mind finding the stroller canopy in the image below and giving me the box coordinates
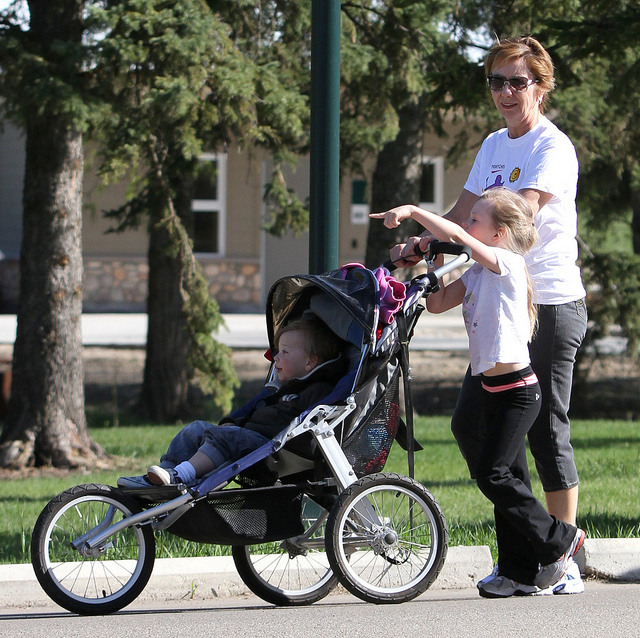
[265,265,381,350]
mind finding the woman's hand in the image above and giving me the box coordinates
[389,237,424,268]
[369,205,414,229]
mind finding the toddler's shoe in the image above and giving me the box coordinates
[478,575,538,598]
[147,465,181,486]
[117,475,154,489]
[534,528,585,590]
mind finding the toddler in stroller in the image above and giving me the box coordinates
[30,251,469,615]
[117,317,347,489]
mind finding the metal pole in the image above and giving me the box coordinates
[309,0,340,274]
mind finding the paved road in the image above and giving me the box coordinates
[2,584,639,638]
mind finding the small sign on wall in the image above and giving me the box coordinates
[351,179,369,224]
[351,203,369,225]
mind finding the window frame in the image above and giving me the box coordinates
[191,152,227,256]
[419,155,444,215]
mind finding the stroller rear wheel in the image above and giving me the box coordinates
[326,473,447,604]
[232,494,338,605]
[31,483,155,615]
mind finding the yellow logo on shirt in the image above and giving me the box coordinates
[509,167,521,183]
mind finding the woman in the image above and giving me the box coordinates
[392,36,587,596]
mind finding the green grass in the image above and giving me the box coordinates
[383,417,640,558]
[1,417,639,564]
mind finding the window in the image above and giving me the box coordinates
[419,156,444,214]
[191,153,227,255]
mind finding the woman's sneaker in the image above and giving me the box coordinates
[549,558,585,594]
[478,575,538,598]
[534,528,586,589]
[147,465,181,486]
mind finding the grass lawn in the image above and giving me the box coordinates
[1,416,639,564]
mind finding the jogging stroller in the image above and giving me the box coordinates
[30,242,471,615]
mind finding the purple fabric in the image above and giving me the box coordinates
[338,263,406,325]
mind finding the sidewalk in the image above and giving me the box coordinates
[0,310,626,352]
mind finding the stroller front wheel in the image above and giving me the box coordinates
[326,473,448,604]
[31,483,155,615]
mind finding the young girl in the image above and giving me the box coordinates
[370,189,584,597]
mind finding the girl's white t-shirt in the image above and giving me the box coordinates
[461,248,531,376]
[464,116,586,305]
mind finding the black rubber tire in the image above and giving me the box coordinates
[31,483,155,615]
[326,473,448,604]
[232,495,338,605]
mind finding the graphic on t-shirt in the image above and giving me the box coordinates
[462,290,477,334]
[485,174,505,189]
[509,167,521,183]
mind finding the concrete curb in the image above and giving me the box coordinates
[3,539,640,610]
[584,538,640,582]
[0,546,493,609]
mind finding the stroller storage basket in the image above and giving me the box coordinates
[167,484,305,545]
[343,371,401,476]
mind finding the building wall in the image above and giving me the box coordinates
[0,118,477,314]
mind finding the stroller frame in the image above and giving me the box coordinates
[30,243,471,615]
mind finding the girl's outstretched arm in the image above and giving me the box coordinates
[370,204,499,273]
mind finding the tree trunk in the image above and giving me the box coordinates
[139,179,192,422]
[365,102,425,269]
[0,120,103,469]
[0,0,106,469]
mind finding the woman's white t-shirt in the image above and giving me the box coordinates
[461,248,531,376]
[464,116,586,305]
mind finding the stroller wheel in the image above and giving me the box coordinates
[31,483,155,615]
[326,472,448,604]
[232,495,338,605]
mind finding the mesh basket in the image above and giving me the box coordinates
[342,373,401,476]
[166,484,305,546]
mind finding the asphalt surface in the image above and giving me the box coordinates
[4,584,640,638]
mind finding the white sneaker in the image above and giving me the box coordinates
[147,465,181,486]
[478,575,539,598]
[550,558,585,594]
[534,528,585,589]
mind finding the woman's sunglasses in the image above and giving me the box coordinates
[487,75,539,92]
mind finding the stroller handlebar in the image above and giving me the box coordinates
[428,241,473,259]
[383,241,472,273]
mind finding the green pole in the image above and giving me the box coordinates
[309,0,340,274]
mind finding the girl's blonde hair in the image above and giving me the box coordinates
[484,35,555,112]
[480,188,539,337]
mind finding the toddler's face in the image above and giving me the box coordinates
[274,330,316,382]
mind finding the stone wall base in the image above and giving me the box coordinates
[0,257,262,314]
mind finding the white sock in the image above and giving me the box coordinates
[174,461,197,483]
